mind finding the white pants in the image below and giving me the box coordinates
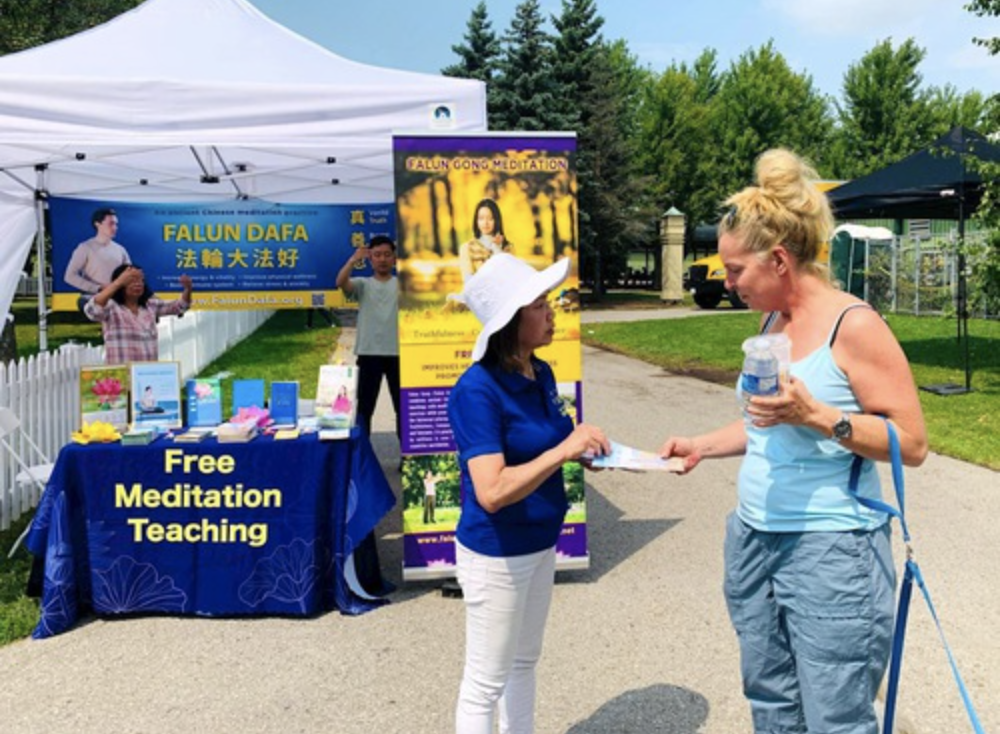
[454,541,557,734]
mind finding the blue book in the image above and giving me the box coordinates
[232,379,266,414]
[269,381,299,427]
[186,378,222,427]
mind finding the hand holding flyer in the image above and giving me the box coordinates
[587,440,684,472]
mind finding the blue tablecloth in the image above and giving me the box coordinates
[26,430,396,639]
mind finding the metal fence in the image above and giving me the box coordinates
[839,233,998,319]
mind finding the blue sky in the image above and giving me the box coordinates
[250,0,1000,103]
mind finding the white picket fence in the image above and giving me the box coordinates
[0,309,273,531]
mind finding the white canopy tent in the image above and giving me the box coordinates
[0,0,486,347]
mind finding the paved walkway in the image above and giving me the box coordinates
[1,309,997,733]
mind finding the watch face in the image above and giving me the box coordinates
[833,415,852,440]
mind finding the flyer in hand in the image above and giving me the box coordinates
[588,440,684,472]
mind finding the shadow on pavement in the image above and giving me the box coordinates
[561,485,682,583]
[566,683,709,733]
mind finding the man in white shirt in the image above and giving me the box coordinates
[64,208,132,306]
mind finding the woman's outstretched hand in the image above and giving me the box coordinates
[659,436,702,474]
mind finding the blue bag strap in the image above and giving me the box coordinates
[850,419,985,734]
[846,422,909,542]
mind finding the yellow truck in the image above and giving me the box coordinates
[686,180,844,309]
[685,252,741,309]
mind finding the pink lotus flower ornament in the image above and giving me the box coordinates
[232,406,272,428]
[92,377,123,408]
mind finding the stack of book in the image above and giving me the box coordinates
[121,428,156,446]
[173,427,214,443]
[216,420,258,443]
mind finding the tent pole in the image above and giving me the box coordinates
[34,165,48,353]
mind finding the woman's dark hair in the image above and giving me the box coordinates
[483,310,523,373]
[110,263,154,307]
[472,198,505,240]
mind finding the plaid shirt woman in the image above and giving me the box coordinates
[84,264,192,364]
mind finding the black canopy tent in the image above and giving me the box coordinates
[828,126,1000,394]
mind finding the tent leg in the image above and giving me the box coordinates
[920,223,973,396]
[34,167,48,353]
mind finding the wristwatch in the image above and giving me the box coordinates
[831,412,853,443]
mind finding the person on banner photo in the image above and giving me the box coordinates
[333,385,353,416]
[458,198,513,283]
[138,385,164,414]
[422,468,443,525]
[447,253,609,734]
[335,235,401,444]
[64,207,132,310]
[85,264,193,365]
[659,149,928,734]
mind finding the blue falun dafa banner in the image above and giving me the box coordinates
[48,197,394,311]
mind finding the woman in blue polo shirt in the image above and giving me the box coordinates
[448,253,609,734]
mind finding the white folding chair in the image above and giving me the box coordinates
[0,407,54,558]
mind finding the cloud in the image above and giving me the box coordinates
[762,0,937,36]
[948,42,1000,72]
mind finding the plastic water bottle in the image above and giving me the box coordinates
[740,337,780,421]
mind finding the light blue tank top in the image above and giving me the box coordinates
[736,305,887,532]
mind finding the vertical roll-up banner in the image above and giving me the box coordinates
[393,133,585,581]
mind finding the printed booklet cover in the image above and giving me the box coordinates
[315,365,357,430]
[186,378,222,427]
[232,378,266,413]
[269,381,299,428]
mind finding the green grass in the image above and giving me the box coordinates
[584,312,1000,470]
[11,298,103,357]
[0,514,43,645]
[194,310,341,415]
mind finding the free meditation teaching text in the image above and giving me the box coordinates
[115,449,281,548]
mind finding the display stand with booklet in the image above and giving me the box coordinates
[269,381,299,428]
[315,365,357,430]
[186,378,222,427]
[232,379,266,412]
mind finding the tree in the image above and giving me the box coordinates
[0,0,141,55]
[576,44,654,297]
[441,2,503,129]
[491,0,564,131]
[833,38,937,178]
[928,85,990,132]
[708,42,832,205]
[967,0,1000,55]
[636,50,720,232]
[965,0,1000,313]
[550,0,604,131]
